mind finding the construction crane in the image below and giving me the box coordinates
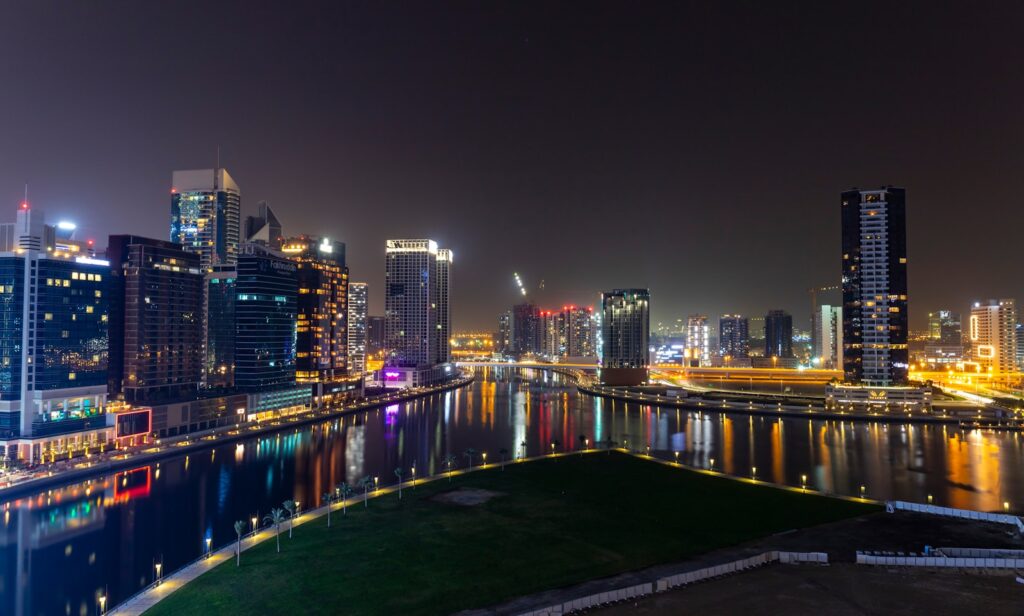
[513,272,527,297]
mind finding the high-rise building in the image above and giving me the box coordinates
[280,236,348,383]
[539,310,562,358]
[383,239,453,386]
[367,316,386,356]
[840,187,909,386]
[927,310,961,344]
[600,289,650,385]
[970,299,1017,374]
[170,168,241,271]
[0,203,112,462]
[244,201,283,248]
[718,315,749,360]
[685,314,709,367]
[107,236,204,404]
[764,309,793,359]
[347,282,368,374]
[509,303,542,358]
[204,269,236,389]
[564,306,595,358]
[233,243,298,391]
[496,311,511,356]
[811,305,842,368]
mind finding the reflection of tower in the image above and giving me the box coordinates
[345,423,366,482]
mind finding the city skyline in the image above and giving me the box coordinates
[4,3,1024,330]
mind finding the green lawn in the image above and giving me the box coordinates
[148,452,876,615]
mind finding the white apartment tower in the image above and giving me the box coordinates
[970,299,1017,374]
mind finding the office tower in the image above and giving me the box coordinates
[204,269,236,389]
[539,310,562,358]
[233,243,298,391]
[840,187,909,386]
[367,316,386,355]
[811,305,843,368]
[170,168,241,271]
[0,203,111,462]
[383,239,453,385]
[244,201,283,248]
[686,314,709,367]
[927,310,961,344]
[509,303,542,357]
[496,311,511,355]
[718,315,749,360]
[764,309,793,359]
[347,282,368,374]
[435,249,452,364]
[599,289,650,385]
[564,306,595,358]
[970,299,1017,374]
[280,236,348,383]
[107,236,204,404]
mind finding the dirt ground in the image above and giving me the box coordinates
[431,487,505,506]
[595,564,1024,616]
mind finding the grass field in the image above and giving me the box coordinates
[147,452,877,615]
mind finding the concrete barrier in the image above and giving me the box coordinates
[886,500,1024,533]
[857,551,1024,570]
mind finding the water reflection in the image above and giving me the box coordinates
[1,366,1023,615]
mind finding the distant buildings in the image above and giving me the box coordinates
[170,168,241,271]
[383,239,453,386]
[718,315,749,364]
[922,309,962,366]
[509,303,541,358]
[107,235,204,404]
[970,299,1017,374]
[367,315,386,356]
[685,314,709,367]
[244,201,283,248]
[347,282,368,374]
[811,305,842,369]
[764,309,793,359]
[0,203,111,462]
[600,289,649,385]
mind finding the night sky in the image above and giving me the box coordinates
[2,2,1022,332]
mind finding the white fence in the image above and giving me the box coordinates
[886,500,1024,533]
[936,547,1024,559]
[857,551,1024,570]
[516,552,828,616]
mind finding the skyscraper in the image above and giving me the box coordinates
[840,187,909,386]
[970,299,1017,374]
[367,316,386,356]
[244,201,283,248]
[928,310,961,344]
[204,269,236,389]
[718,315,749,360]
[509,303,542,358]
[281,236,348,383]
[107,235,204,404]
[170,168,241,271]
[686,314,709,367]
[233,243,298,391]
[0,204,111,462]
[811,305,842,368]
[383,239,453,386]
[564,306,595,358]
[347,282,368,374]
[764,309,793,359]
[600,289,650,385]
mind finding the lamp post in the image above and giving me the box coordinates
[709,457,715,471]
[98,595,107,615]
[155,562,163,586]
[206,537,212,558]
[800,474,807,491]
[673,451,679,464]
[751,466,757,481]
[374,477,379,493]
[482,452,487,466]
[860,485,866,499]
[411,465,417,489]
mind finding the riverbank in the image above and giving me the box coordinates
[137,452,875,616]
[578,383,1024,430]
[0,374,474,500]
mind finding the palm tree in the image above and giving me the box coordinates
[444,454,457,481]
[551,439,561,457]
[322,492,334,527]
[578,434,587,452]
[499,448,508,470]
[602,438,618,454]
[463,448,477,469]
[233,520,246,566]
[264,508,287,553]
[337,482,353,515]
[394,467,404,499]
[283,500,296,538]
[519,440,527,460]
[360,476,373,507]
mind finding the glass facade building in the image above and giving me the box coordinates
[234,244,298,391]
[347,282,368,374]
[170,168,240,271]
[384,239,451,368]
[600,289,650,369]
[764,309,794,359]
[718,314,749,359]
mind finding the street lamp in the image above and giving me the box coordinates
[251,516,258,532]
[98,595,107,615]
[801,474,807,491]
[674,451,679,464]
[709,457,715,470]
[751,466,757,480]
[482,452,487,466]
[155,562,163,585]
[374,477,379,492]
[1004,501,1011,513]
[205,537,212,558]
[860,485,866,499]
[645,445,651,457]
[411,465,417,488]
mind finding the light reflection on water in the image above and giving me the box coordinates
[1,366,1022,615]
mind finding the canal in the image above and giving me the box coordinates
[2,366,1022,615]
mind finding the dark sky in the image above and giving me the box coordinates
[2,2,1022,332]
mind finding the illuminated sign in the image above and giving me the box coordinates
[75,256,110,267]
[318,238,333,253]
[384,370,402,380]
[116,408,152,439]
